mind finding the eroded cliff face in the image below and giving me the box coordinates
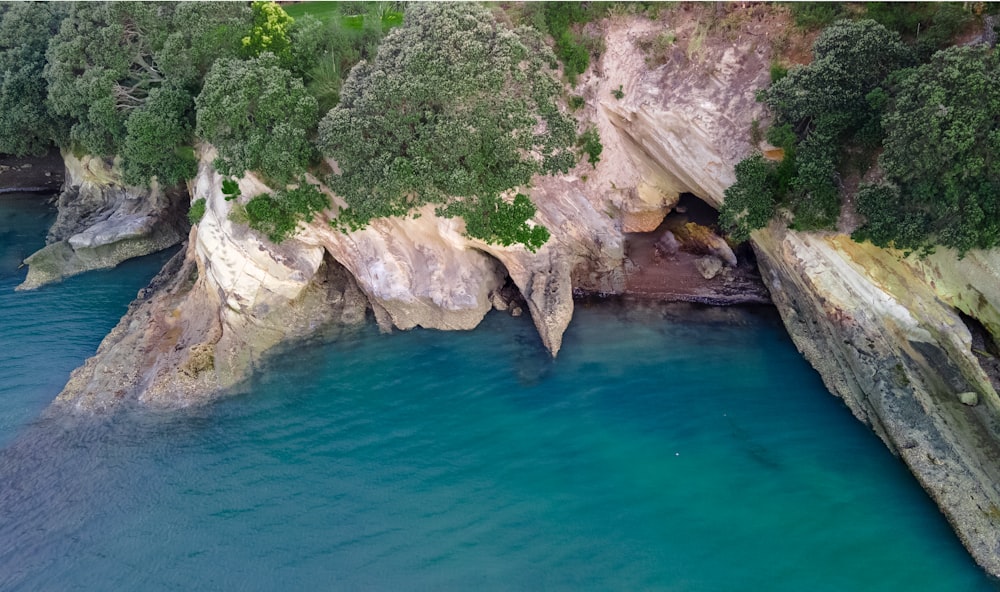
[52,12,771,408]
[18,152,188,290]
[752,227,1000,575]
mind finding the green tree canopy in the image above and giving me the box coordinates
[856,46,1000,253]
[0,2,67,155]
[241,1,294,64]
[317,2,575,248]
[195,52,318,184]
[44,1,250,183]
[722,19,910,236]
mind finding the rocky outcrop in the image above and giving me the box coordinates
[54,154,369,412]
[753,226,1000,576]
[53,12,773,409]
[17,153,188,290]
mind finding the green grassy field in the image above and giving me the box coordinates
[282,2,341,24]
[282,2,403,28]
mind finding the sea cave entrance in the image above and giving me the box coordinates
[622,193,770,305]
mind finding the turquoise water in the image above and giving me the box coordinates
[1,195,997,591]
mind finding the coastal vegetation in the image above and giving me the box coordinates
[4,0,996,255]
[1,0,616,250]
[721,3,1000,255]
[317,2,576,247]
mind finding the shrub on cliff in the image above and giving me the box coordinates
[244,182,330,243]
[726,19,910,235]
[854,46,1000,253]
[317,3,576,249]
[196,53,318,185]
[719,154,777,242]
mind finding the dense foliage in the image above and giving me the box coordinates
[718,154,778,242]
[855,46,1000,253]
[0,2,67,156]
[721,19,909,237]
[439,193,551,253]
[196,53,318,185]
[44,2,250,184]
[244,182,330,243]
[724,5,999,256]
[318,3,577,248]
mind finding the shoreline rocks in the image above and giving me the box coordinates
[17,152,188,291]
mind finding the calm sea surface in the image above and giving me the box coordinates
[0,194,996,591]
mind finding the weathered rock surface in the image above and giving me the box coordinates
[54,154,369,412]
[17,153,188,290]
[753,225,1000,576]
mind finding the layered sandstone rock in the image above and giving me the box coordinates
[18,152,188,290]
[753,226,1000,576]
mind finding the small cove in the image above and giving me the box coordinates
[1,194,997,591]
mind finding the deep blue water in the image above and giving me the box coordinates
[0,193,997,591]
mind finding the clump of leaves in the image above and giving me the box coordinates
[612,85,624,100]
[439,193,550,253]
[577,127,602,166]
[188,198,207,225]
[222,178,241,201]
[244,181,330,243]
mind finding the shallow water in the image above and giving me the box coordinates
[0,194,996,591]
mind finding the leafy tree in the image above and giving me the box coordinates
[318,3,575,249]
[0,2,68,155]
[858,46,1000,253]
[753,19,909,230]
[44,2,250,183]
[719,154,778,242]
[120,86,196,186]
[196,53,318,184]
[241,1,294,64]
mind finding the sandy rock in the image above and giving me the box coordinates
[958,391,980,406]
[695,256,723,280]
[752,225,1000,577]
[18,152,187,290]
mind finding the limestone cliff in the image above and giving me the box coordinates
[18,152,188,290]
[52,13,771,407]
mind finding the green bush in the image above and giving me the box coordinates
[719,154,778,242]
[196,53,318,184]
[188,198,207,225]
[612,85,624,100]
[440,193,550,253]
[569,95,585,110]
[864,45,1000,253]
[241,1,294,64]
[317,3,574,249]
[244,182,330,243]
[577,127,602,166]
